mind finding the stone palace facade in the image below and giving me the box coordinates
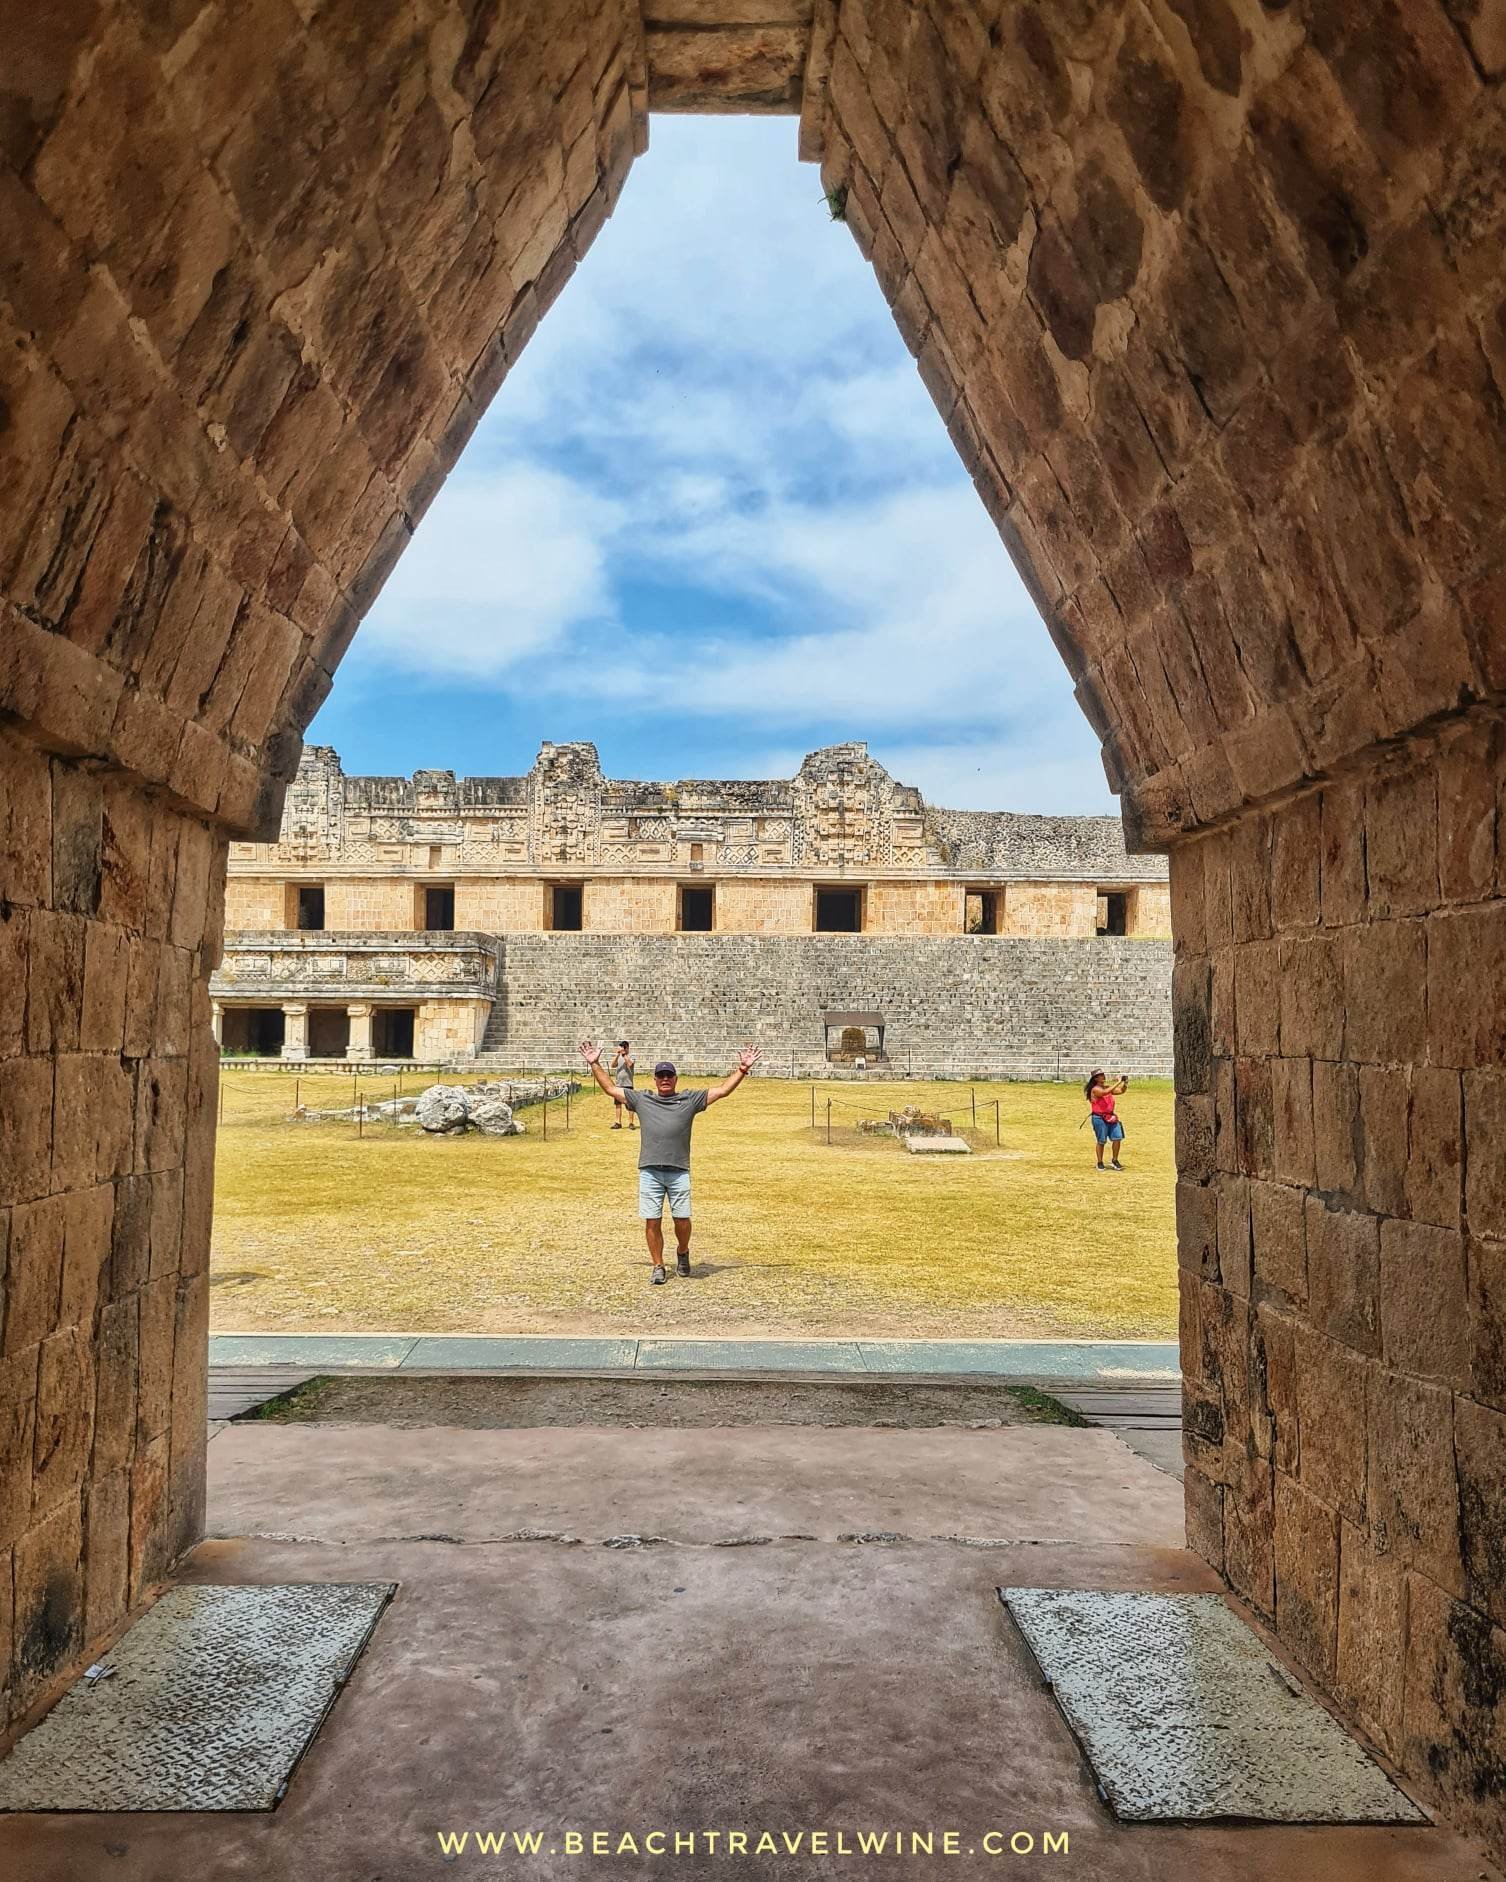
[214,741,1172,1073]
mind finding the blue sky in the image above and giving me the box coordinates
[308,118,1115,814]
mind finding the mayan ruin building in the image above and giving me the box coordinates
[213,740,1173,1071]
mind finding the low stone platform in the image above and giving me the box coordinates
[3,1421,1488,1881]
[206,1333,1182,1383]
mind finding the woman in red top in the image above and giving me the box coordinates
[1085,1070,1128,1171]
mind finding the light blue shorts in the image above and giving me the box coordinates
[639,1165,692,1219]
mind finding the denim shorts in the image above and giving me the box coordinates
[1091,1115,1125,1145]
[639,1165,692,1218]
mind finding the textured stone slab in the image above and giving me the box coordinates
[402,1336,639,1371]
[0,1584,393,1811]
[858,1341,1181,1380]
[1000,1590,1426,1824]
[904,1134,971,1153]
[636,1339,867,1373]
[208,1335,417,1369]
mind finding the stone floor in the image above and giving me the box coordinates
[4,1420,1495,1881]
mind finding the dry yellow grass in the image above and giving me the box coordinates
[210,1071,1178,1339]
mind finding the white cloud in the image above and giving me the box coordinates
[336,117,1112,810]
[360,467,621,679]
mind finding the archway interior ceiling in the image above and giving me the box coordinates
[3,0,1503,857]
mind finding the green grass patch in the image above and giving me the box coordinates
[211,1073,1177,1341]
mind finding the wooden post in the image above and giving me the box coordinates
[971,1087,977,1125]
[995,1099,1001,1147]
[811,1084,816,1129]
[826,1098,831,1146]
[566,1083,571,1129]
[295,1076,300,1113]
[543,1092,548,1141]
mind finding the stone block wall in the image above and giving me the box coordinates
[1132,884,1173,938]
[712,878,817,935]
[582,876,679,934]
[323,878,418,932]
[481,932,1173,1077]
[864,878,964,934]
[222,878,288,930]
[1173,709,1506,1843]
[455,879,549,933]
[415,999,490,1062]
[1005,882,1100,939]
[0,0,641,1725]
[0,732,219,1733]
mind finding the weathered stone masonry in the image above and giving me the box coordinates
[484,931,1173,1078]
[214,739,1172,1070]
[4,0,1506,1852]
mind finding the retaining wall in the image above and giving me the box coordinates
[480,934,1173,1079]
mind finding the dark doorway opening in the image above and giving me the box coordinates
[1098,891,1128,937]
[678,884,714,932]
[424,885,455,931]
[814,887,863,933]
[964,889,1001,934]
[296,884,325,931]
[374,1008,416,1057]
[308,1008,351,1057]
[221,1006,285,1056]
[550,883,584,931]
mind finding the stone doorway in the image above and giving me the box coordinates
[3,0,1506,1858]
[307,1009,352,1060]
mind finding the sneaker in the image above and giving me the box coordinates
[676,1251,692,1277]
[650,1264,668,1285]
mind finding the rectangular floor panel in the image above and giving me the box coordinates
[0,1583,394,1812]
[1000,1588,1427,1825]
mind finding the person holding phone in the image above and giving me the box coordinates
[1085,1069,1129,1171]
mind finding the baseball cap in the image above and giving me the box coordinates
[653,1060,676,1077]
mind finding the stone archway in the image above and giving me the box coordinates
[2,0,1505,1849]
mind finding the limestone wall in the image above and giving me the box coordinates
[1174,712,1506,1842]
[1005,882,1100,939]
[454,879,548,933]
[1132,885,1173,939]
[415,999,490,1062]
[865,879,964,934]
[582,876,679,934]
[223,878,287,930]
[480,932,1173,1079]
[0,731,218,1727]
[712,878,817,935]
[323,878,417,932]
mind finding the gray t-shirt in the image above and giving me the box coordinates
[621,1087,709,1169]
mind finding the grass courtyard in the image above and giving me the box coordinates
[210,1071,1178,1340]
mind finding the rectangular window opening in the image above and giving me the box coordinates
[307,1007,350,1058]
[1098,890,1129,936]
[296,884,325,931]
[373,1008,416,1057]
[964,889,1001,934]
[550,883,584,931]
[814,887,863,933]
[221,1007,286,1057]
[678,885,714,932]
[424,884,455,931]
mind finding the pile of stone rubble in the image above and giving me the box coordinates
[294,1076,578,1136]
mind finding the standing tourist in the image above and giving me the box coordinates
[1085,1070,1129,1171]
[609,1040,637,1130]
[580,1041,762,1283]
